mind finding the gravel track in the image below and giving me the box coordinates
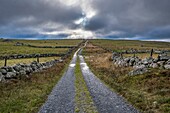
[38,49,80,113]
[79,54,139,113]
[38,43,139,113]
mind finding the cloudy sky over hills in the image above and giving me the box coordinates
[0,0,170,41]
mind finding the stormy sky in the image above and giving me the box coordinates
[0,0,170,41]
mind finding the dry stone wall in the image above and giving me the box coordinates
[112,52,170,76]
[0,40,86,82]
[0,59,62,82]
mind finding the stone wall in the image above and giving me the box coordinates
[92,43,170,54]
[0,40,85,82]
[0,53,66,60]
[14,42,77,48]
[0,40,85,60]
[112,52,170,76]
[0,59,62,82]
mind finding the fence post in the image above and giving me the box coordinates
[150,49,153,58]
[4,57,7,66]
[37,55,39,63]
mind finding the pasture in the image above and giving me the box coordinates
[0,39,82,66]
[90,39,170,52]
[83,40,170,113]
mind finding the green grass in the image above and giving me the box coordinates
[84,45,170,113]
[0,56,72,113]
[0,42,68,56]
[0,39,83,56]
[75,57,98,113]
[0,39,82,46]
[0,57,60,67]
[90,39,170,51]
[25,39,82,46]
[86,60,170,113]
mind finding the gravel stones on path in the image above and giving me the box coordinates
[39,49,80,113]
[39,47,139,113]
[79,55,139,113]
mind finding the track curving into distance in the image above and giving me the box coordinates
[39,40,139,113]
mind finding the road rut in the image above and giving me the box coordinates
[39,49,80,113]
[79,54,139,113]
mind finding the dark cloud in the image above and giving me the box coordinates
[85,0,170,40]
[0,0,82,37]
[0,0,170,40]
[0,0,82,24]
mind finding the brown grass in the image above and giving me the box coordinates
[123,53,158,59]
[84,42,170,113]
[0,57,60,67]
[0,56,72,113]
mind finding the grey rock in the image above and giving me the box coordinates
[157,61,165,67]
[20,63,26,67]
[13,65,21,71]
[168,59,170,62]
[0,68,7,75]
[31,66,37,71]
[150,63,159,68]
[7,67,16,73]
[19,70,26,76]
[164,64,170,69]
[133,64,146,69]
[59,59,63,63]
[159,55,170,61]
[6,72,16,78]
[167,59,170,64]
[142,59,149,65]
[129,58,135,66]
[25,67,32,74]
[16,71,20,76]
[0,72,5,82]
[153,58,159,63]
[7,66,13,72]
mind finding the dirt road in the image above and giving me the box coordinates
[39,43,139,113]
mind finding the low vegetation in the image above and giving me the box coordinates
[0,39,82,56]
[0,57,60,67]
[90,39,170,52]
[75,58,98,113]
[84,42,170,113]
[17,39,83,46]
[0,52,72,113]
[0,44,68,56]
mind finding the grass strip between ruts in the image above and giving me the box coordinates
[75,57,98,113]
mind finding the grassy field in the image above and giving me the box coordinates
[5,39,82,46]
[0,39,80,113]
[90,39,170,52]
[0,57,60,67]
[0,53,72,113]
[83,42,170,113]
[0,39,82,66]
[0,42,67,56]
[0,39,82,56]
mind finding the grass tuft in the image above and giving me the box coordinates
[75,57,98,113]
